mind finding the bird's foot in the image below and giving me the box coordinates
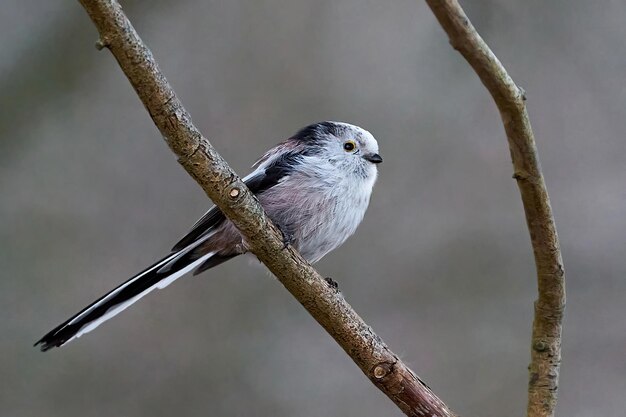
[324,277,339,291]
[276,224,294,250]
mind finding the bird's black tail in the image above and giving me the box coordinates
[35,247,217,351]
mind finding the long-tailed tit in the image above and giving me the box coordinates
[35,121,382,351]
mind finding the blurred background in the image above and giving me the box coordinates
[2,0,625,416]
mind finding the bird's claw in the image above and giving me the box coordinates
[276,224,294,250]
[324,277,339,291]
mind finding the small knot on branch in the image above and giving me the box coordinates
[372,363,393,380]
[95,37,111,50]
[533,340,548,352]
[229,187,240,199]
[518,86,527,101]
[512,170,531,181]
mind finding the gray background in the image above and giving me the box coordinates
[2,1,625,416]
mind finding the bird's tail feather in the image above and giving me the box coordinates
[35,247,215,351]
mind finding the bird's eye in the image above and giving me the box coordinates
[343,141,356,152]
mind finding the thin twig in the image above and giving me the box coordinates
[423,1,566,417]
[76,1,456,416]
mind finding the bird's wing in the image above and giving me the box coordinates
[170,205,226,252]
[251,139,301,168]
[171,146,302,252]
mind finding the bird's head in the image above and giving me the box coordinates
[291,121,382,179]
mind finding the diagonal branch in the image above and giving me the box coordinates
[77,1,456,416]
[423,1,566,417]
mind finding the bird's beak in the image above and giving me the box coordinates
[364,153,383,164]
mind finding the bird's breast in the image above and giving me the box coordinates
[294,174,374,263]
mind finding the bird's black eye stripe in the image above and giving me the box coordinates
[343,141,355,151]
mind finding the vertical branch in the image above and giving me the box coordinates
[423,1,566,417]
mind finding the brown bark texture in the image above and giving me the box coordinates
[77,1,456,416]
[423,1,566,417]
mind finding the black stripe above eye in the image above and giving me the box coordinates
[291,121,345,146]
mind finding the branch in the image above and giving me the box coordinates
[423,2,566,417]
[77,1,456,416]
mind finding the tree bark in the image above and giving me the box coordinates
[423,2,566,417]
[77,1,456,416]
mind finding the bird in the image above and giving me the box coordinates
[35,121,382,351]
